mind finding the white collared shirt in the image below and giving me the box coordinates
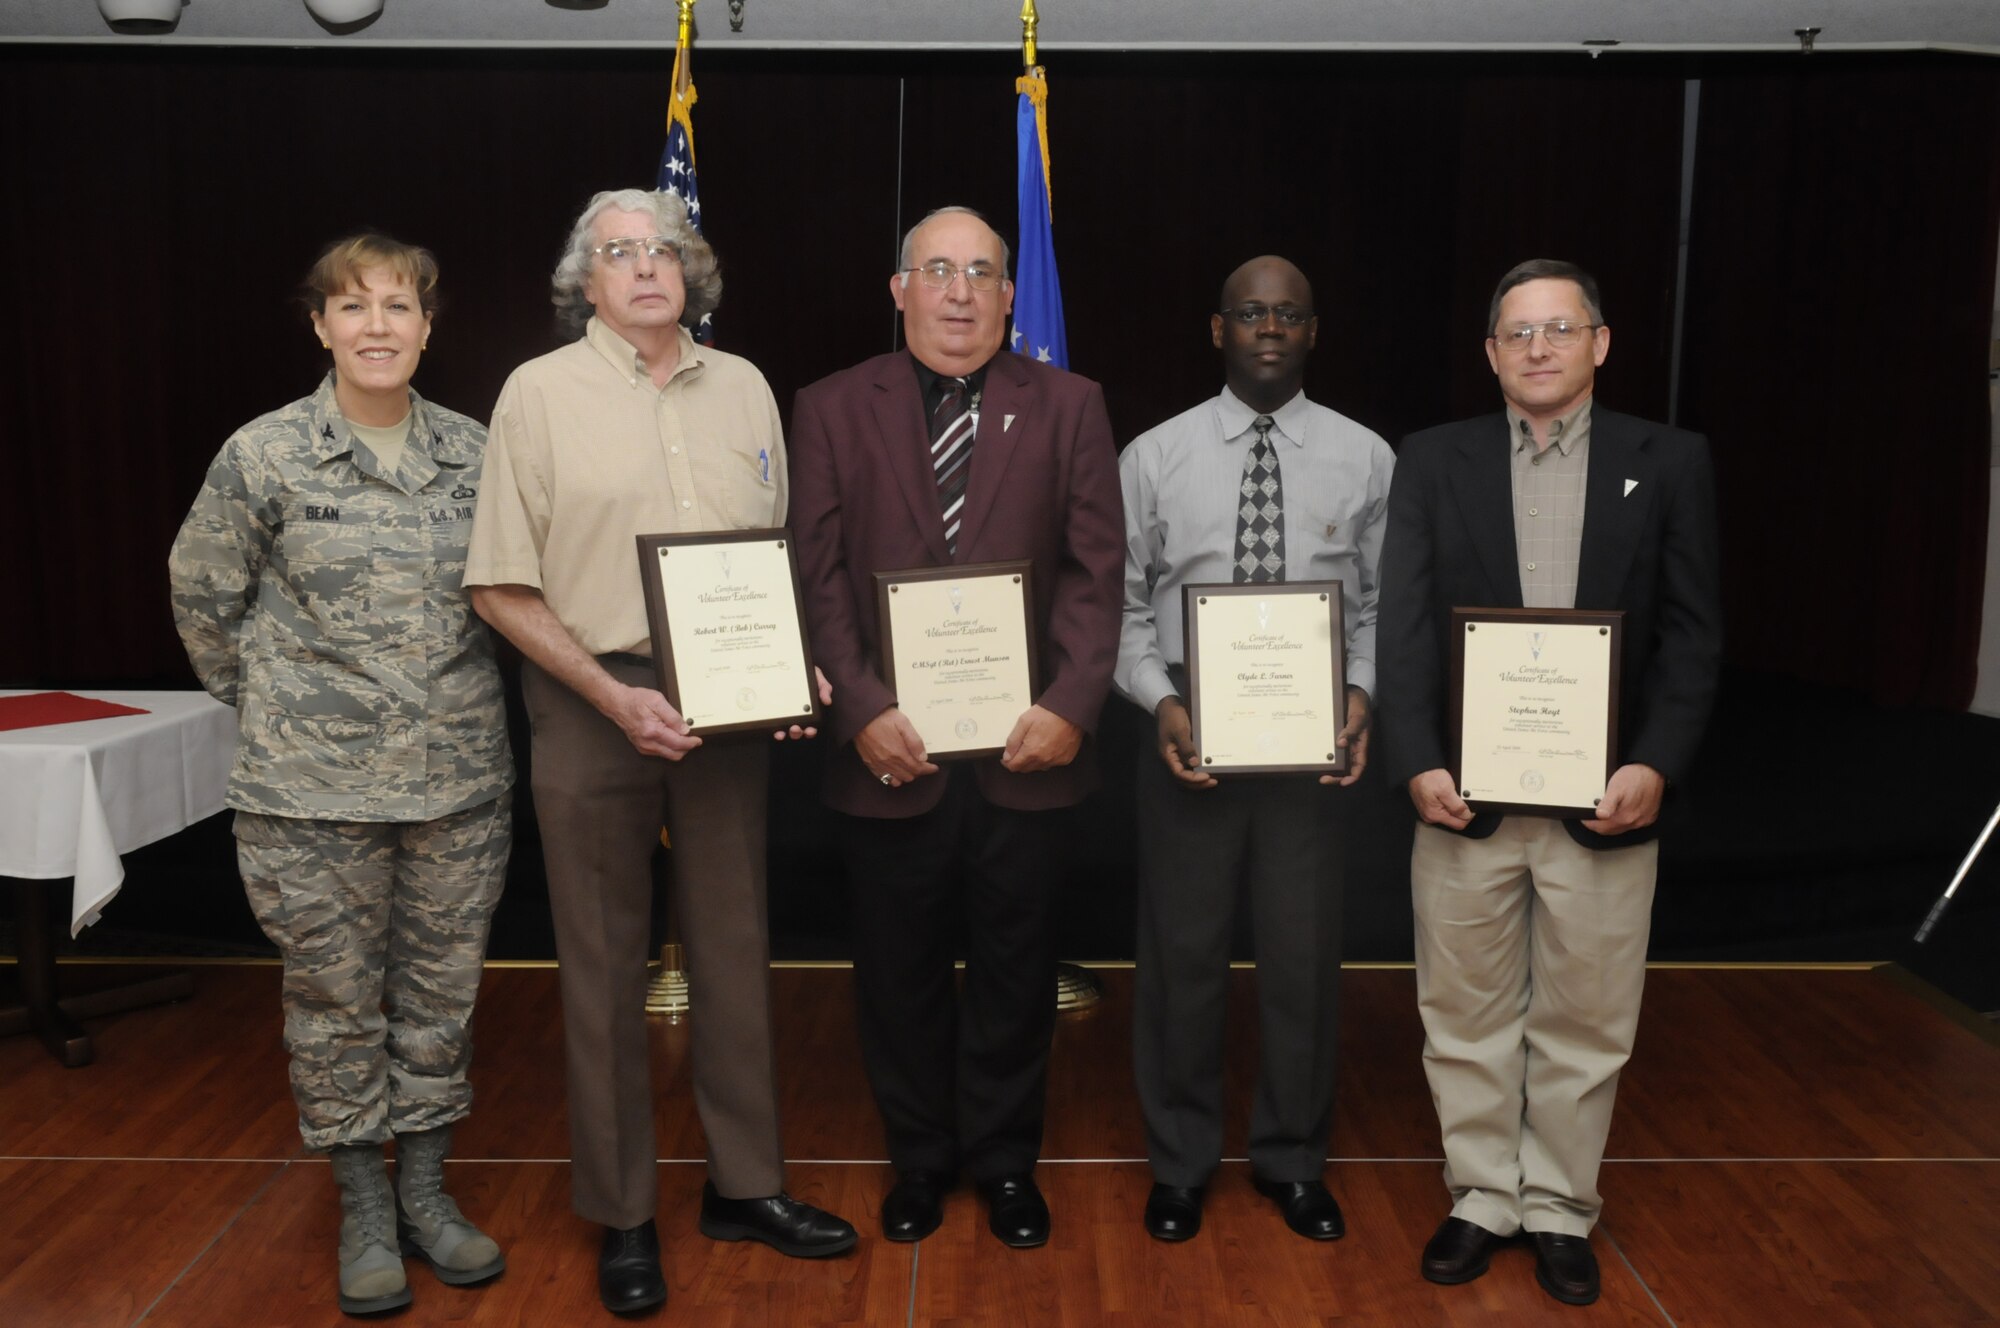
[1115,385,1395,715]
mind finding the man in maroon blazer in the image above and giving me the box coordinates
[790,205,1123,1249]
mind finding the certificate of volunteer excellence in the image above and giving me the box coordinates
[873,561,1039,760]
[1450,607,1623,818]
[1183,581,1348,776]
[635,530,821,736]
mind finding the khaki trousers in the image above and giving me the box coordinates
[1411,818,1658,1237]
[524,657,784,1229]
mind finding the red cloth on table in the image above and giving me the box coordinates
[0,692,152,732]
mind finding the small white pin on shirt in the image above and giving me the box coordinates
[1624,479,1639,497]
[1004,414,1016,431]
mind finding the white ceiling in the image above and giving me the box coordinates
[10,0,1999,54]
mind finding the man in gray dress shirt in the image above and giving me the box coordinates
[1114,255,1394,1243]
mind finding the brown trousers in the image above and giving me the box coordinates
[523,656,784,1229]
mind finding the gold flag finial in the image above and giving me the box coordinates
[677,0,695,47]
[1020,0,1039,70]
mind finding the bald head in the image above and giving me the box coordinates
[1212,255,1318,413]
[1219,256,1313,313]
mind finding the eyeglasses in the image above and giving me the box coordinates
[1218,304,1314,328]
[903,260,1007,292]
[1492,319,1598,352]
[592,235,681,266]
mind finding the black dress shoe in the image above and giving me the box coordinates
[977,1173,1050,1248]
[598,1219,667,1315]
[1142,1184,1203,1242]
[1531,1232,1600,1306]
[881,1170,952,1242]
[698,1181,858,1258]
[1421,1216,1504,1284]
[1250,1176,1345,1241]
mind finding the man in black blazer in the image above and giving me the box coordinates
[1377,259,1721,1307]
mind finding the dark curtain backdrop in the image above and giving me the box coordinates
[0,46,1701,690]
[1679,64,2000,708]
[4,47,1991,701]
[2,45,1996,965]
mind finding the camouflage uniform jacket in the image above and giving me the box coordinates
[169,375,514,821]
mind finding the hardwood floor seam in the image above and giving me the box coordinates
[0,1155,299,1164]
[1600,1223,1682,1327]
[1603,1155,2000,1164]
[129,1158,292,1328]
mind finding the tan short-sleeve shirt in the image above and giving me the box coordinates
[467,319,788,655]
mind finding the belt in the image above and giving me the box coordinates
[600,651,653,670]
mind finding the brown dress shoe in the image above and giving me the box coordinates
[1421,1216,1505,1284]
[1531,1231,1600,1305]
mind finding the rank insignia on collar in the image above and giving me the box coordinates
[433,431,444,447]
[321,423,336,440]
[450,483,476,501]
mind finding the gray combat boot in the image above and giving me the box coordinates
[394,1125,506,1285]
[328,1144,412,1315]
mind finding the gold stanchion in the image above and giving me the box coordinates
[646,940,690,1023]
[644,826,689,1022]
[1055,961,1101,1013]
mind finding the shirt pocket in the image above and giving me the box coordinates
[716,441,780,529]
[255,709,385,804]
[278,520,376,644]
[1299,493,1366,561]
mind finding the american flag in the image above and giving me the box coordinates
[657,22,712,344]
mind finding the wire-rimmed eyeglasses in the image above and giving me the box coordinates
[592,235,682,267]
[903,260,1007,292]
[1492,319,1599,352]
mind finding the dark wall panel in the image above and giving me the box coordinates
[2,46,1995,962]
[1680,64,2000,708]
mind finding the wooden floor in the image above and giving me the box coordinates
[2,962,1997,1327]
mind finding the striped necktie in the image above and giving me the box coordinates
[1234,414,1286,583]
[931,375,976,556]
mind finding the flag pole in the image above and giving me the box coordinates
[1018,0,1097,1014]
[647,0,701,1022]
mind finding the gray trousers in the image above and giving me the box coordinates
[524,656,784,1230]
[1131,748,1345,1187]
[236,794,512,1151]
[1412,818,1659,1237]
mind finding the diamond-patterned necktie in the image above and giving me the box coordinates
[931,376,976,556]
[1234,414,1285,583]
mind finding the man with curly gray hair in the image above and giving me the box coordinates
[467,188,855,1315]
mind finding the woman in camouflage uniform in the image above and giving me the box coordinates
[168,235,514,1316]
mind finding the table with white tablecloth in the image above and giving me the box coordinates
[1,690,236,1064]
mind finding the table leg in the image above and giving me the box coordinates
[7,878,93,1066]
[1,879,196,1069]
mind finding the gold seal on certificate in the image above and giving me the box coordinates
[635,529,820,736]
[874,561,1039,760]
[1183,581,1348,775]
[1449,607,1623,817]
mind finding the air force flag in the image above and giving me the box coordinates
[1012,69,1068,370]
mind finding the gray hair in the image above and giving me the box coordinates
[1486,258,1603,336]
[896,205,1012,282]
[551,188,721,339]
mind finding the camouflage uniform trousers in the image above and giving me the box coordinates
[235,793,512,1151]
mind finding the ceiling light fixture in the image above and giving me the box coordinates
[97,0,185,33]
